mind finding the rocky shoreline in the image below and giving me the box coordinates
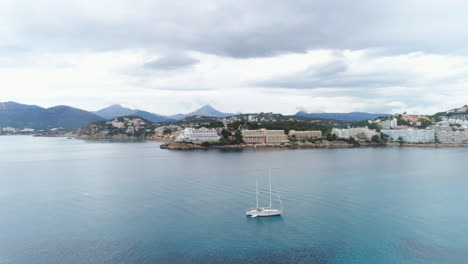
[35,130,172,141]
[160,141,468,150]
[32,133,468,149]
[387,142,468,147]
[159,141,382,150]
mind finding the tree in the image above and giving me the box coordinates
[371,135,380,143]
[206,121,225,128]
[326,133,337,141]
[221,129,231,139]
[289,134,297,142]
[356,132,367,140]
[347,137,356,144]
[397,136,405,145]
[418,118,432,129]
[227,121,244,130]
[163,128,172,135]
[234,131,243,144]
[397,116,410,126]
[381,133,389,142]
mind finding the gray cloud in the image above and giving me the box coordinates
[143,53,199,71]
[2,0,468,58]
[2,0,468,116]
[257,58,412,89]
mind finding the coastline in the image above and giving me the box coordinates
[33,133,172,142]
[21,134,468,149]
[160,141,468,150]
[161,141,373,150]
[387,142,468,147]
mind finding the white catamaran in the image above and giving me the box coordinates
[246,170,283,218]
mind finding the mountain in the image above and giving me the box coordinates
[295,111,391,122]
[130,110,175,123]
[92,104,136,119]
[168,113,187,120]
[95,104,233,121]
[170,105,234,120]
[93,104,175,122]
[0,102,103,130]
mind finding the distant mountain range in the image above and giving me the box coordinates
[0,101,393,130]
[93,105,175,122]
[0,102,103,130]
[93,104,234,121]
[168,105,234,120]
[294,111,391,122]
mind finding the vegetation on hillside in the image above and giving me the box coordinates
[78,116,157,138]
[349,120,381,131]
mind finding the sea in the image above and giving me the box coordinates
[1,136,468,264]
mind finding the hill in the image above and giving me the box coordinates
[294,111,391,122]
[93,105,175,122]
[177,115,221,124]
[432,105,468,119]
[130,110,175,123]
[92,104,136,119]
[77,116,157,139]
[170,105,234,120]
[0,102,103,130]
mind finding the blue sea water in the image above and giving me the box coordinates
[1,136,468,263]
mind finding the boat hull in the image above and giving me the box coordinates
[254,213,282,217]
[246,208,283,217]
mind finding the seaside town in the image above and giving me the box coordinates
[161,108,468,149]
[3,105,468,149]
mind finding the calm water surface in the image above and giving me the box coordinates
[1,136,468,263]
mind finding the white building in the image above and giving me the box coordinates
[175,128,220,143]
[448,118,468,128]
[436,130,468,144]
[370,118,397,129]
[2,127,16,132]
[381,129,435,143]
[381,118,398,129]
[288,130,322,140]
[108,120,125,128]
[332,127,380,140]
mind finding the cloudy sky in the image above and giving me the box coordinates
[1,0,468,115]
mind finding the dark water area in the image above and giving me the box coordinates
[1,136,468,263]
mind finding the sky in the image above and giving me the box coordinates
[1,0,468,115]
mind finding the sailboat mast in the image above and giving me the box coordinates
[269,169,272,209]
[256,179,259,209]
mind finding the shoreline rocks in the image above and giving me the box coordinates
[160,141,361,150]
[160,140,468,150]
